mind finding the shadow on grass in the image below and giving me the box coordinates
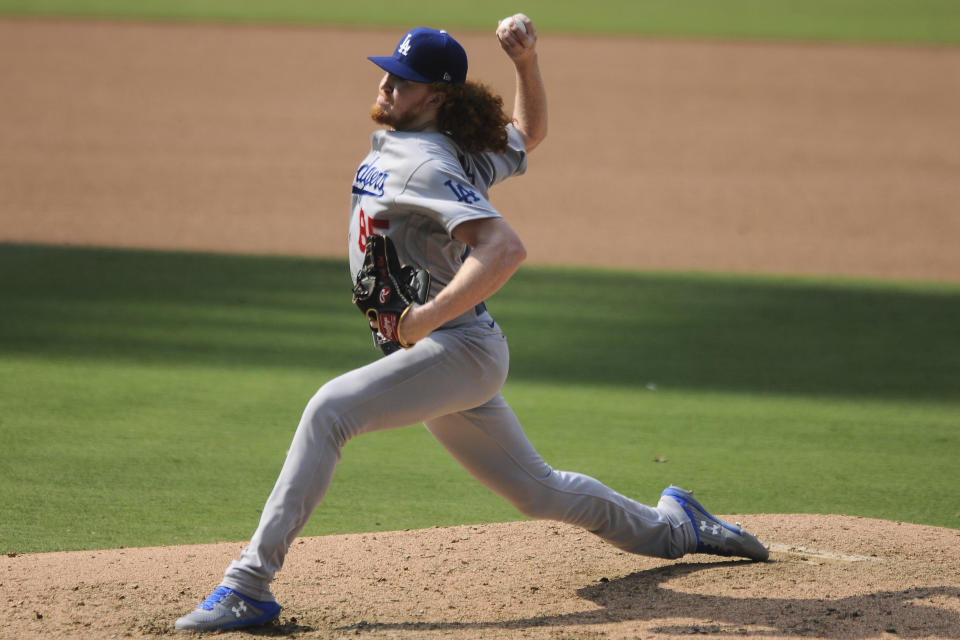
[2,243,958,401]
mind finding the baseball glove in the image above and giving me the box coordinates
[352,234,431,350]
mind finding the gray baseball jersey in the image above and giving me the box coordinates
[349,124,527,327]
[219,124,694,602]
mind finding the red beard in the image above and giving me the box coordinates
[370,104,392,126]
[369,103,425,131]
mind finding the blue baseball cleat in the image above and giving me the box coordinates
[174,586,281,633]
[661,485,769,561]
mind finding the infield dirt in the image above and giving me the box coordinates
[2,19,959,280]
[4,516,960,639]
[1,18,959,640]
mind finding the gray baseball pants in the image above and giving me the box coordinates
[221,317,693,601]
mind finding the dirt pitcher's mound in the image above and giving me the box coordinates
[3,515,959,639]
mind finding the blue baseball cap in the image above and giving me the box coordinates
[368,27,468,84]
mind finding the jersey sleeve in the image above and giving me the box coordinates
[395,157,503,235]
[470,124,528,190]
[391,126,527,235]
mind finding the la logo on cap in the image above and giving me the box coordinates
[368,27,468,84]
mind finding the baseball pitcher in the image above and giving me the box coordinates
[175,15,768,633]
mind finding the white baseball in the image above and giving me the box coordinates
[499,16,532,44]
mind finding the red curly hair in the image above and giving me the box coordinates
[432,80,511,154]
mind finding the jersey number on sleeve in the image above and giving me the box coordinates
[357,208,389,250]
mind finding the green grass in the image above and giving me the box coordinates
[1,243,958,554]
[0,0,958,44]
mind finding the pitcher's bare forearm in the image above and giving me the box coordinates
[512,53,547,151]
[497,13,548,152]
[399,217,526,344]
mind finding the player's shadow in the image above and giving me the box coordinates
[332,560,960,638]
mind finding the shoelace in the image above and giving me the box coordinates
[200,586,232,610]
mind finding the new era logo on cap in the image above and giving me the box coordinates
[368,27,468,84]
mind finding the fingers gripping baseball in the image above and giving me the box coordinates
[497,13,536,57]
